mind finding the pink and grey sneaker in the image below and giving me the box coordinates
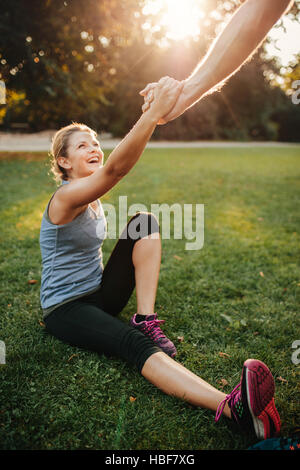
[130,313,177,358]
[215,359,281,440]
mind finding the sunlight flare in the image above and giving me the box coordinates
[143,0,205,41]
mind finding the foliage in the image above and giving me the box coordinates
[0,0,141,130]
[0,0,299,139]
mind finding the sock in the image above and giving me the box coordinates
[135,314,156,323]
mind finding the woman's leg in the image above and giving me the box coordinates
[45,301,280,438]
[96,212,176,356]
[132,231,161,315]
[141,352,281,440]
[45,301,230,419]
[141,351,231,418]
[95,212,160,316]
[44,299,161,373]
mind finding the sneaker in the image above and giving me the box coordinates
[215,359,281,440]
[130,313,177,358]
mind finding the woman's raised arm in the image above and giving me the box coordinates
[58,77,183,211]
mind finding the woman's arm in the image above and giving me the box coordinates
[56,78,183,213]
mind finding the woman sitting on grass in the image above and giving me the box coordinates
[40,77,280,441]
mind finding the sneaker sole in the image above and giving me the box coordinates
[244,359,281,439]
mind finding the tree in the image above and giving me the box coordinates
[0,0,142,130]
[0,0,299,140]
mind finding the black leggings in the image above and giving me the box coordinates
[44,212,161,373]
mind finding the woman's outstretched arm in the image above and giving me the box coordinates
[56,77,183,210]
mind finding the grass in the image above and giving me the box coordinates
[0,146,299,450]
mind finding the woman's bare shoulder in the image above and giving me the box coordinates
[48,184,87,225]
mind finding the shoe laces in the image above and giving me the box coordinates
[140,318,167,341]
[215,382,241,423]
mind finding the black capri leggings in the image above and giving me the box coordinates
[44,212,162,373]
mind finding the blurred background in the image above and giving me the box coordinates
[0,0,300,142]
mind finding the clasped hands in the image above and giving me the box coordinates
[140,76,188,125]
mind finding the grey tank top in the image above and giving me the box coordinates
[39,180,107,317]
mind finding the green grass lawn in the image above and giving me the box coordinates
[0,146,299,450]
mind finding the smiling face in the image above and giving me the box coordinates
[57,130,104,180]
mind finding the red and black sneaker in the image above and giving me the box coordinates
[215,359,281,439]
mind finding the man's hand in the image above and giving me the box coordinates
[145,76,184,123]
[140,80,189,125]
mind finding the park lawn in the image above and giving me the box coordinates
[0,146,299,451]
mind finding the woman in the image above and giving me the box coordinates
[40,77,280,441]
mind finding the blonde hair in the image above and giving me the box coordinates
[50,122,97,182]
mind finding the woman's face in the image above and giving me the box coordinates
[59,130,104,179]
